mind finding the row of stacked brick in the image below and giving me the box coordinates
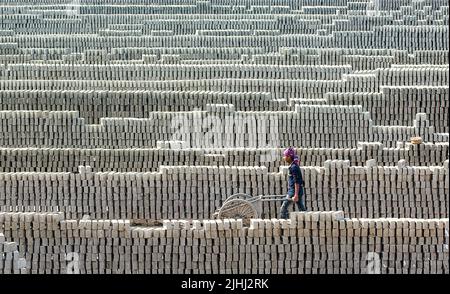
[121,9,449,34]
[326,86,449,133]
[376,66,448,86]
[5,65,445,88]
[0,75,382,99]
[0,142,448,173]
[0,27,448,52]
[2,69,445,100]
[0,0,445,10]
[2,66,449,87]
[0,85,447,129]
[3,48,446,68]
[0,0,447,35]
[0,86,446,135]
[0,211,448,274]
[3,64,352,81]
[0,108,442,148]
[1,27,446,51]
[0,160,447,220]
[0,90,287,123]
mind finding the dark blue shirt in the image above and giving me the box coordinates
[287,162,304,196]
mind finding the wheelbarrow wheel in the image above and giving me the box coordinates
[213,193,250,219]
[217,199,258,226]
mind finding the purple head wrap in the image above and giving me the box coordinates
[284,147,300,165]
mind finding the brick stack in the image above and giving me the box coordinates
[0,232,27,274]
[0,108,445,149]
[0,142,447,173]
[0,160,447,220]
[0,0,448,274]
[0,211,447,274]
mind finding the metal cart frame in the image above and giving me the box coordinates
[213,193,292,223]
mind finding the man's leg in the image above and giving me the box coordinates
[296,187,307,212]
[280,196,291,219]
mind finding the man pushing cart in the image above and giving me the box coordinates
[214,147,307,223]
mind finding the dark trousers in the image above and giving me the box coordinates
[280,187,306,219]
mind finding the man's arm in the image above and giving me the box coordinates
[292,165,302,202]
[293,183,300,202]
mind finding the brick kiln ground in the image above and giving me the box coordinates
[0,0,448,274]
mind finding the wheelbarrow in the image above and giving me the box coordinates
[213,193,292,225]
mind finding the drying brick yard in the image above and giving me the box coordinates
[0,0,449,274]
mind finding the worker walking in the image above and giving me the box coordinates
[280,147,306,219]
